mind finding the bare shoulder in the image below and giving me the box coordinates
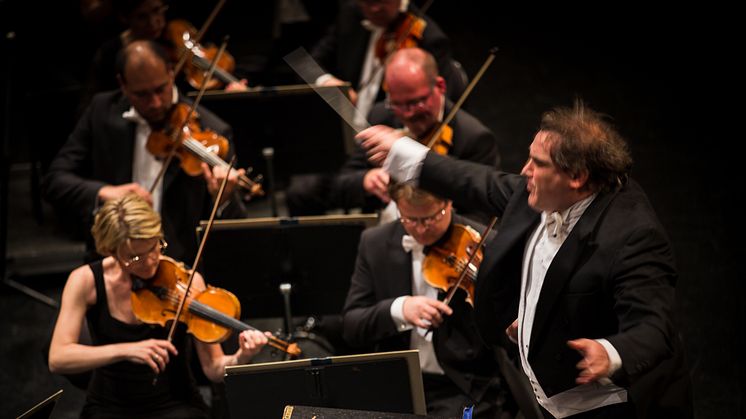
[64,260,101,306]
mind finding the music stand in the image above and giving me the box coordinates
[192,85,356,189]
[196,214,376,319]
[224,350,426,418]
[16,389,63,419]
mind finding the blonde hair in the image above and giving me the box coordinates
[91,193,162,256]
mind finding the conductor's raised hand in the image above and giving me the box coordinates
[357,125,403,166]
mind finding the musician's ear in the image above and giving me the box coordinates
[434,76,446,95]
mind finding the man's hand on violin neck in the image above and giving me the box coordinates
[202,163,243,204]
[98,183,153,207]
[358,125,402,166]
[403,296,453,329]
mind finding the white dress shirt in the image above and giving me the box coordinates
[121,86,179,214]
[390,234,446,375]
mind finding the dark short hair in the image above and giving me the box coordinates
[115,40,171,83]
[540,100,632,193]
[389,181,445,205]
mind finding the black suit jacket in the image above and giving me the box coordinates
[331,102,500,222]
[43,89,246,262]
[310,0,456,99]
[417,153,693,418]
[342,215,500,404]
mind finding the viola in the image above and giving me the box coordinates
[165,19,242,90]
[422,224,482,306]
[374,12,427,61]
[131,256,301,357]
[146,102,264,198]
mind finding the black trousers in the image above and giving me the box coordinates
[422,373,505,419]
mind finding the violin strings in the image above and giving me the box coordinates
[181,137,256,190]
[153,287,290,351]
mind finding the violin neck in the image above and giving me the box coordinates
[181,136,226,168]
[187,299,254,333]
[180,138,257,191]
[191,54,240,85]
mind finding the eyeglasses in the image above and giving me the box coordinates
[119,238,167,267]
[385,87,434,113]
[399,205,447,228]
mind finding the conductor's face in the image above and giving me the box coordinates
[120,56,174,125]
[520,131,577,212]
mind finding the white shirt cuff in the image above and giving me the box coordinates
[390,296,413,332]
[383,136,429,184]
[315,73,334,86]
[596,338,623,378]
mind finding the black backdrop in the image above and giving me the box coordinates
[0,1,741,417]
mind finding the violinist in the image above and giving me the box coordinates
[343,183,512,418]
[48,193,268,419]
[44,40,249,262]
[287,47,499,223]
[309,0,457,130]
[82,0,246,109]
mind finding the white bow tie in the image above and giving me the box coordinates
[544,211,566,238]
[401,235,424,253]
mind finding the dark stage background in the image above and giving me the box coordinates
[1,1,741,418]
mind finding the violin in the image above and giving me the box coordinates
[146,102,264,198]
[422,224,482,306]
[374,12,427,61]
[420,124,452,156]
[165,19,242,90]
[131,256,301,357]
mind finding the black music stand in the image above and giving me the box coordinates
[196,214,376,319]
[191,85,356,189]
[224,350,427,418]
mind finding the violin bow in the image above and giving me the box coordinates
[173,0,227,77]
[425,47,498,148]
[166,154,236,343]
[148,38,231,194]
[150,153,234,386]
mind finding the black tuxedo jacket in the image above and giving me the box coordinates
[342,215,500,404]
[417,153,693,418]
[310,0,456,98]
[43,90,245,262]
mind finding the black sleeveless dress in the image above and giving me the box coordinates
[80,260,208,419]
